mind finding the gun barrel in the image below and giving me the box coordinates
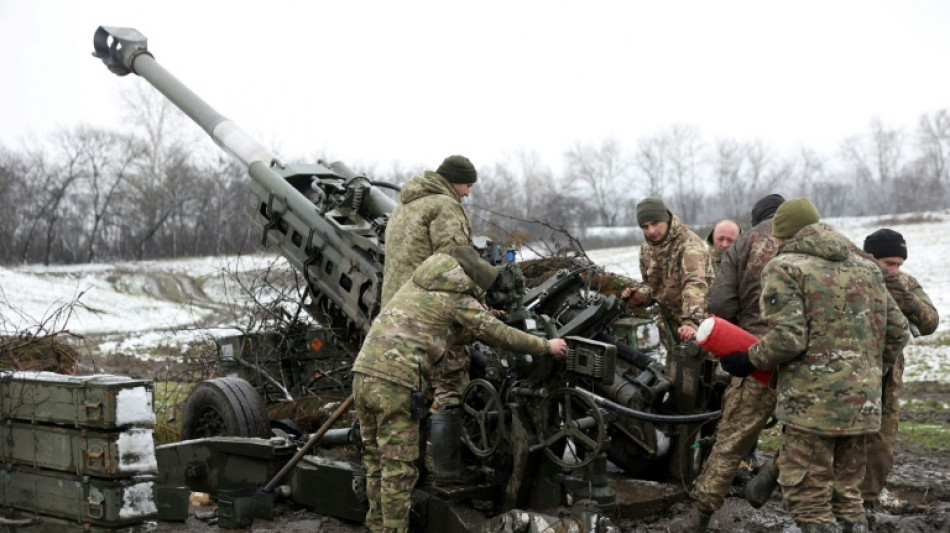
[93,26,389,334]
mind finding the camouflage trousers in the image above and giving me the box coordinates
[693,376,777,512]
[353,373,420,533]
[860,351,903,503]
[778,425,868,527]
[430,345,470,413]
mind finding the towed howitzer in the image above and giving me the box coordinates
[93,26,724,531]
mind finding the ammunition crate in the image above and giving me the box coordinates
[0,372,155,429]
[0,421,157,478]
[0,465,157,527]
[290,455,366,523]
[0,511,156,532]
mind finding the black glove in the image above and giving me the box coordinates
[720,351,755,377]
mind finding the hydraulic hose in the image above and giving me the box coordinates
[574,387,721,423]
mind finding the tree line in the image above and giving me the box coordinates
[1,84,947,266]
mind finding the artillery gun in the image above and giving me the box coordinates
[92,26,725,531]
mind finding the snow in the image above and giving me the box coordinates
[119,480,158,519]
[1,211,948,382]
[116,386,157,427]
[117,428,159,473]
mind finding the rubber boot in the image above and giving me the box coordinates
[745,458,779,509]
[667,505,711,533]
[427,412,481,483]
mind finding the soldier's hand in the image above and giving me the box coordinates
[720,351,755,377]
[678,324,697,341]
[621,287,643,307]
[547,338,568,356]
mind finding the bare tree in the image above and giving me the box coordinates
[564,137,633,227]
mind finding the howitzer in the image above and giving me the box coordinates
[92,26,724,531]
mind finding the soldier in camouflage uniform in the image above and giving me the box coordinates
[719,199,909,533]
[671,194,783,532]
[381,155,478,480]
[353,246,568,533]
[621,197,713,348]
[704,219,742,274]
[859,228,939,508]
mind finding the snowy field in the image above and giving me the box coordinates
[1,210,948,381]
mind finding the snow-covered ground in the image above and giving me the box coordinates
[2,210,948,381]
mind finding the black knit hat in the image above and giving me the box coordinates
[437,155,477,184]
[451,246,498,291]
[863,228,907,259]
[751,194,785,226]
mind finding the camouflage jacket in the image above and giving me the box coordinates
[888,271,939,336]
[381,171,473,306]
[353,253,549,391]
[707,219,779,337]
[850,246,939,337]
[631,214,712,329]
[748,223,909,436]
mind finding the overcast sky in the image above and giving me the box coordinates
[1,1,948,172]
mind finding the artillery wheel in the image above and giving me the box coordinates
[181,377,270,439]
[460,378,503,457]
[539,387,606,468]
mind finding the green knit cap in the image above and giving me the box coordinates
[451,246,498,291]
[437,155,477,184]
[772,198,820,238]
[636,197,671,225]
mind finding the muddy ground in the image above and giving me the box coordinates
[147,381,950,533]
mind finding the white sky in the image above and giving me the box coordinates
[1,0,948,171]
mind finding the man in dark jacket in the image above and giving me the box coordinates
[719,199,908,533]
[671,194,783,532]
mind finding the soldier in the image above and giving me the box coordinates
[860,228,939,508]
[620,197,713,347]
[718,198,909,533]
[353,246,568,533]
[705,219,742,274]
[381,155,479,480]
[671,194,784,532]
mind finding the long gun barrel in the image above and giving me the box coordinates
[92,26,393,337]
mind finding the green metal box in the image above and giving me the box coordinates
[0,511,156,532]
[290,455,366,523]
[0,421,157,478]
[0,465,157,527]
[0,372,155,429]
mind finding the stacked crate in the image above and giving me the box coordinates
[0,371,158,532]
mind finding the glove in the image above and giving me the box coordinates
[720,351,755,377]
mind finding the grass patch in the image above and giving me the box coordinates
[153,381,196,445]
[897,421,950,457]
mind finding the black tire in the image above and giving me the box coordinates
[181,377,270,440]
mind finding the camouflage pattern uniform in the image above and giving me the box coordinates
[748,222,909,528]
[382,170,473,412]
[691,219,780,513]
[628,214,713,350]
[353,253,549,533]
[860,269,938,503]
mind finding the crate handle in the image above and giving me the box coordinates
[83,401,102,420]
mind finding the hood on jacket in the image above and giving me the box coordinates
[777,222,851,262]
[411,253,484,298]
[399,171,460,205]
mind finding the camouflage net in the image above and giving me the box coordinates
[0,334,80,375]
[267,394,356,433]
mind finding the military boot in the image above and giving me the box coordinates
[667,505,711,533]
[745,458,779,509]
[427,412,481,483]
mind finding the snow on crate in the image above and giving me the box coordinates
[116,385,157,426]
[117,428,159,473]
[119,480,158,519]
